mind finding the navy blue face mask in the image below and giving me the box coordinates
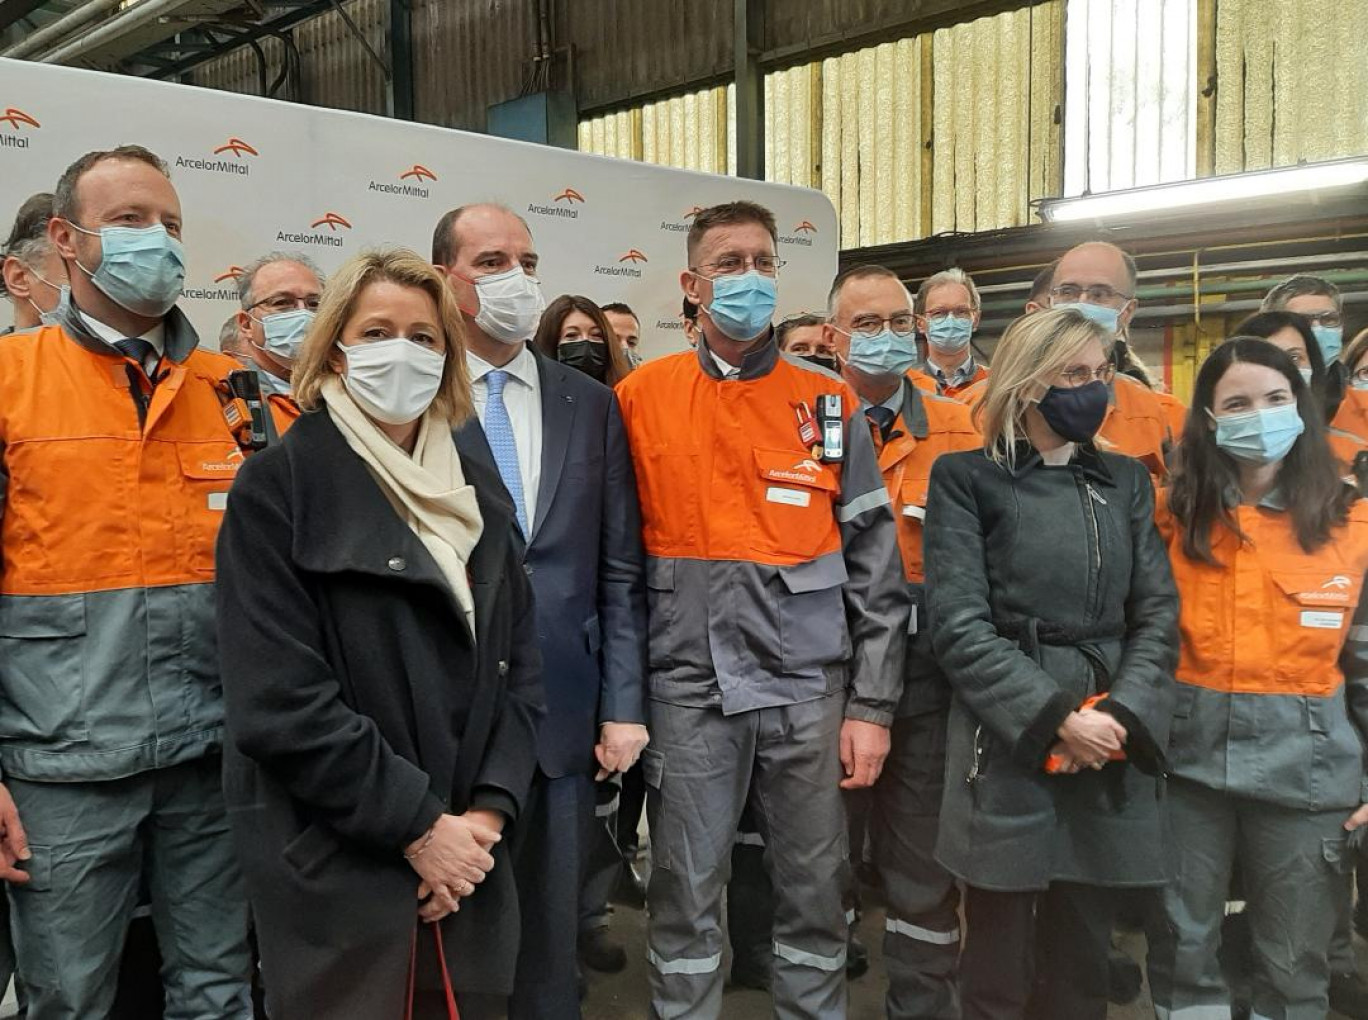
[1037,380,1109,443]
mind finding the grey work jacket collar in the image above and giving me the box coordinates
[897,377,930,439]
[55,287,200,365]
[696,328,780,381]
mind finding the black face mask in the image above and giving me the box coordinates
[558,339,609,381]
[1037,380,1109,443]
[800,353,839,373]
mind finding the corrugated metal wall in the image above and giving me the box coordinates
[1213,0,1368,174]
[192,0,388,115]
[579,84,736,174]
[568,0,733,112]
[1062,0,1196,196]
[411,0,536,130]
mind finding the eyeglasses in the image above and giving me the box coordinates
[251,294,322,314]
[839,314,917,339]
[1302,310,1343,328]
[1352,365,1368,385]
[1050,284,1132,305]
[1057,363,1117,387]
[922,310,975,323]
[692,255,786,277]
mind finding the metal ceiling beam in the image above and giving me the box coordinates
[138,0,329,80]
[733,0,763,180]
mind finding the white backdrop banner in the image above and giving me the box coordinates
[0,59,838,358]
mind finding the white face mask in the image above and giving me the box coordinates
[336,338,446,425]
[471,266,545,344]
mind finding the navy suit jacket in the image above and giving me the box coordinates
[455,347,648,778]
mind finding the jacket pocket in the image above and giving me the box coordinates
[645,559,676,670]
[776,557,851,673]
[751,449,840,560]
[0,594,89,744]
[176,442,242,575]
[1268,569,1361,695]
[639,748,670,870]
[282,822,342,878]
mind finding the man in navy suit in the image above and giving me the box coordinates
[435,203,648,1020]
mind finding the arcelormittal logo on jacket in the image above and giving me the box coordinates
[0,107,39,149]
[176,138,257,177]
[763,458,828,486]
[277,212,352,248]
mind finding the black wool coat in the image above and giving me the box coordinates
[216,409,544,1019]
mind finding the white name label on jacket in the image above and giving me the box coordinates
[208,492,229,511]
[1301,610,1344,630]
[767,486,811,508]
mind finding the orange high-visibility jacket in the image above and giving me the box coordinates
[866,378,980,719]
[269,392,302,435]
[1156,489,1368,809]
[0,305,245,781]
[1331,387,1368,477]
[615,341,909,724]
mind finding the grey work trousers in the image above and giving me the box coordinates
[644,695,850,1020]
[7,756,252,1020]
[1147,777,1350,1020]
[870,710,960,1020]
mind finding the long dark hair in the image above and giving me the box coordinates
[1169,336,1350,564]
[1233,310,1331,419]
[532,294,633,386]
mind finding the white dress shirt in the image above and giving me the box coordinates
[78,309,166,359]
[467,344,544,532]
[709,348,742,379]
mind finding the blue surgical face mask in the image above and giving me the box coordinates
[924,314,974,352]
[1209,403,1305,465]
[36,284,71,327]
[701,270,777,342]
[845,329,919,378]
[254,308,314,364]
[1053,300,1122,334]
[1312,323,1344,364]
[70,222,186,318]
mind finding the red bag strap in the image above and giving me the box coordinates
[403,922,461,1020]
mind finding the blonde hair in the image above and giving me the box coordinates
[292,248,474,424]
[974,307,1110,466]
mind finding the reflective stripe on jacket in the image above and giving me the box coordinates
[616,339,909,723]
[1156,490,1368,809]
[0,304,242,781]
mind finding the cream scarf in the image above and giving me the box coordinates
[321,376,483,633]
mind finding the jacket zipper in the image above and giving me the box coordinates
[1076,475,1104,616]
[967,724,985,785]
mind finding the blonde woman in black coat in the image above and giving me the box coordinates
[216,249,543,1020]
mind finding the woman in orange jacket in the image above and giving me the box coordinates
[1148,336,1368,1019]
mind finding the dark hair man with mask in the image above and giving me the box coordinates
[601,301,643,368]
[0,145,253,1019]
[777,312,837,371]
[616,200,908,1020]
[437,202,648,1018]
[233,251,324,436]
[1,192,67,333]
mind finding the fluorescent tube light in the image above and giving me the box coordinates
[1039,158,1368,223]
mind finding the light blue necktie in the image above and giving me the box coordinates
[484,369,529,536]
